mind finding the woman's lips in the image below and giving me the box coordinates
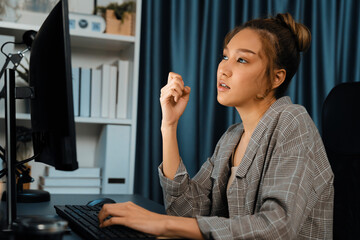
[218,81,230,91]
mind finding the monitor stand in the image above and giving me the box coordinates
[1,189,50,203]
[17,189,50,202]
[1,68,50,208]
[3,68,18,230]
[16,170,50,202]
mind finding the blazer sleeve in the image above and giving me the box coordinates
[158,157,214,217]
[196,111,333,239]
[158,129,228,217]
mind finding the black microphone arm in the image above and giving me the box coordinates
[0,30,37,98]
[0,30,37,78]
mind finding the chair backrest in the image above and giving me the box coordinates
[322,82,360,239]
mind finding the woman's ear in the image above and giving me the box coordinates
[272,69,286,89]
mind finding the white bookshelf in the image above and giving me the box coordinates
[0,22,135,51]
[0,113,132,125]
[0,0,142,194]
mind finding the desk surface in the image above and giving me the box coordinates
[1,194,165,240]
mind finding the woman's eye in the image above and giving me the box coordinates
[237,58,247,63]
[222,55,228,60]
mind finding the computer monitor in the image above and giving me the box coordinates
[30,0,78,171]
[1,0,78,230]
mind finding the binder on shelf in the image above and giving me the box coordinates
[39,176,101,187]
[95,125,131,194]
[79,67,91,117]
[45,166,101,178]
[98,64,110,118]
[108,65,117,118]
[72,67,80,116]
[113,59,131,119]
[41,166,102,194]
[90,69,101,117]
[39,185,101,194]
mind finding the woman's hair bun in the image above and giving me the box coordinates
[275,13,311,52]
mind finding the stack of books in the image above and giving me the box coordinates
[39,167,101,194]
[72,59,132,119]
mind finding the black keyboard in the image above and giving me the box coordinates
[55,205,156,239]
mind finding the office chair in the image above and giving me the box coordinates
[322,82,360,239]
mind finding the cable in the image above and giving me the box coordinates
[0,145,5,154]
[15,169,21,177]
[0,152,40,179]
[0,144,4,178]
[18,164,27,171]
[16,153,40,167]
[0,41,22,58]
[0,126,33,159]
[0,168,6,179]
[0,41,12,58]
[0,145,4,163]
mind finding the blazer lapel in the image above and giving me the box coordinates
[236,120,268,178]
[235,97,292,178]
[211,124,244,180]
[210,124,243,216]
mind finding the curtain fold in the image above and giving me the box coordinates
[135,0,360,203]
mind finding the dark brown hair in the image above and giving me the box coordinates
[224,13,311,99]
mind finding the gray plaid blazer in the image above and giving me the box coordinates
[159,97,334,239]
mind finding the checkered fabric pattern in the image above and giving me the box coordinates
[159,97,334,239]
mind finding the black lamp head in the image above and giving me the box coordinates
[22,30,37,49]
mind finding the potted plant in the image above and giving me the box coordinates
[96,1,136,36]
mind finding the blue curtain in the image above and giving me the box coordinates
[135,0,360,203]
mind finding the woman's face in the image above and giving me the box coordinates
[217,28,269,108]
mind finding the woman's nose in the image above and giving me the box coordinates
[218,61,232,78]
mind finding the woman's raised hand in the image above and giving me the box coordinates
[160,72,191,127]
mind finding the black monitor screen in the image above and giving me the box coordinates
[29,0,78,171]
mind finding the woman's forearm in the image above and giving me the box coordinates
[163,216,204,239]
[161,122,181,180]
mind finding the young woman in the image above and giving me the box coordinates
[98,13,334,239]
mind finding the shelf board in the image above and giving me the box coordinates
[0,22,39,40]
[0,21,135,51]
[0,113,31,121]
[0,113,132,125]
[15,113,31,120]
[70,31,134,51]
[75,117,132,125]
